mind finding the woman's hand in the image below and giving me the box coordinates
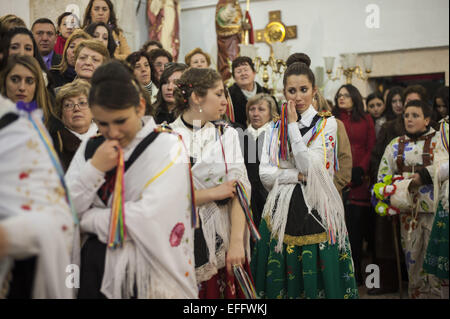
[226,238,245,276]
[211,180,237,201]
[90,140,121,172]
[298,172,307,182]
[287,100,298,124]
[408,173,422,192]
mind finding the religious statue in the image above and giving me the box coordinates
[147,0,180,61]
[215,0,245,82]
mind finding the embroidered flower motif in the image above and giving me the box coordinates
[62,225,68,232]
[326,162,330,169]
[329,136,333,141]
[393,142,413,159]
[169,222,185,247]
[19,171,30,180]
[405,251,416,270]
[21,204,31,211]
[419,184,434,201]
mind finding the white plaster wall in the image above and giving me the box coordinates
[0,0,30,27]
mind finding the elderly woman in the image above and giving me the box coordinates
[52,79,97,171]
[185,48,211,69]
[243,93,278,230]
[51,29,91,88]
[74,39,110,82]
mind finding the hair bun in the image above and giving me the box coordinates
[91,60,133,86]
[286,53,311,68]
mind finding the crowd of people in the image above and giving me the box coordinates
[0,0,448,300]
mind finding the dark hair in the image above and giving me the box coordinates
[231,56,255,76]
[333,84,367,122]
[148,48,173,86]
[173,68,223,114]
[404,99,433,119]
[89,60,140,110]
[366,92,385,119]
[4,27,48,72]
[286,53,311,68]
[403,84,427,102]
[385,86,404,120]
[432,86,449,122]
[57,12,73,29]
[82,0,121,36]
[31,18,56,32]
[126,50,152,70]
[0,14,27,34]
[153,63,188,116]
[84,22,117,58]
[283,61,315,88]
[141,40,163,52]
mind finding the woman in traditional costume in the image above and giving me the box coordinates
[171,67,254,298]
[375,99,442,298]
[251,62,358,299]
[423,119,449,298]
[0,93,75,299]
[65,60,197,299]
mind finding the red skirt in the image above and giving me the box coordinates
[198,260,254,299]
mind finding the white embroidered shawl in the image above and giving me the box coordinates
[0,96,74,298]
[171,117,251,283]
[66,117,197,298]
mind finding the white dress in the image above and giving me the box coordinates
[65,116,197,298]
[0,96,75,298]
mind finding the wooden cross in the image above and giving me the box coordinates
[255,10,297,44]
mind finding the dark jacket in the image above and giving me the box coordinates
[50,66,77,89]
[228,82,271,128]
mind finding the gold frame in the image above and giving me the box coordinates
[264,21,286,44]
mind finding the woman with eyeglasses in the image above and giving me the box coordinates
[333,84,376,286]
[148,48,173,88]
[52,79,97,171]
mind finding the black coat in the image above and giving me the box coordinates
[228,82,272,128]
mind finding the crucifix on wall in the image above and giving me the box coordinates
[255,10,297,44]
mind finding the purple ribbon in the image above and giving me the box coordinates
[16,101,38,113]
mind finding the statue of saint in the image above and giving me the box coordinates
[147,0,180,61]
[215,0,244,82]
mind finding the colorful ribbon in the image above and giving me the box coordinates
[107,147,127,248]
[233,264,257,299]
[278,103,290,162]
[235,181,261,241]
[440,121,448,153]
[19,101,79,225]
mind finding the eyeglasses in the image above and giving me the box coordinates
[63,101,89,110]
[337,93,351,99]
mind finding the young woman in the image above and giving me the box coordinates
[54,12,79,55]
[251,62,358,299]
[333,84,376,285]
[84,22,117,59]
[73,39,110,82]
[0,94,75,299]
[171,67,252,298]
[53,79,97,171]
[377,99,442,299]
[51,29,92,88]
[185,48,211,69]
[153,62,187,124]
[432,86,449,123]
[0,54,55,129]
[65,60,197,299]
[82,0,131,60]
[367,92,387,138]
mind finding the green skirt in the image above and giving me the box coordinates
[251,218,359,299]
[423,201,449,279]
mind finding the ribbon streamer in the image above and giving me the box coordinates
[233,264,257,299]
[107,147,127,248]
[235,181,261,241]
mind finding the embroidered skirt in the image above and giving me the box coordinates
[251,185,358,299]
[423,201,449,279]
